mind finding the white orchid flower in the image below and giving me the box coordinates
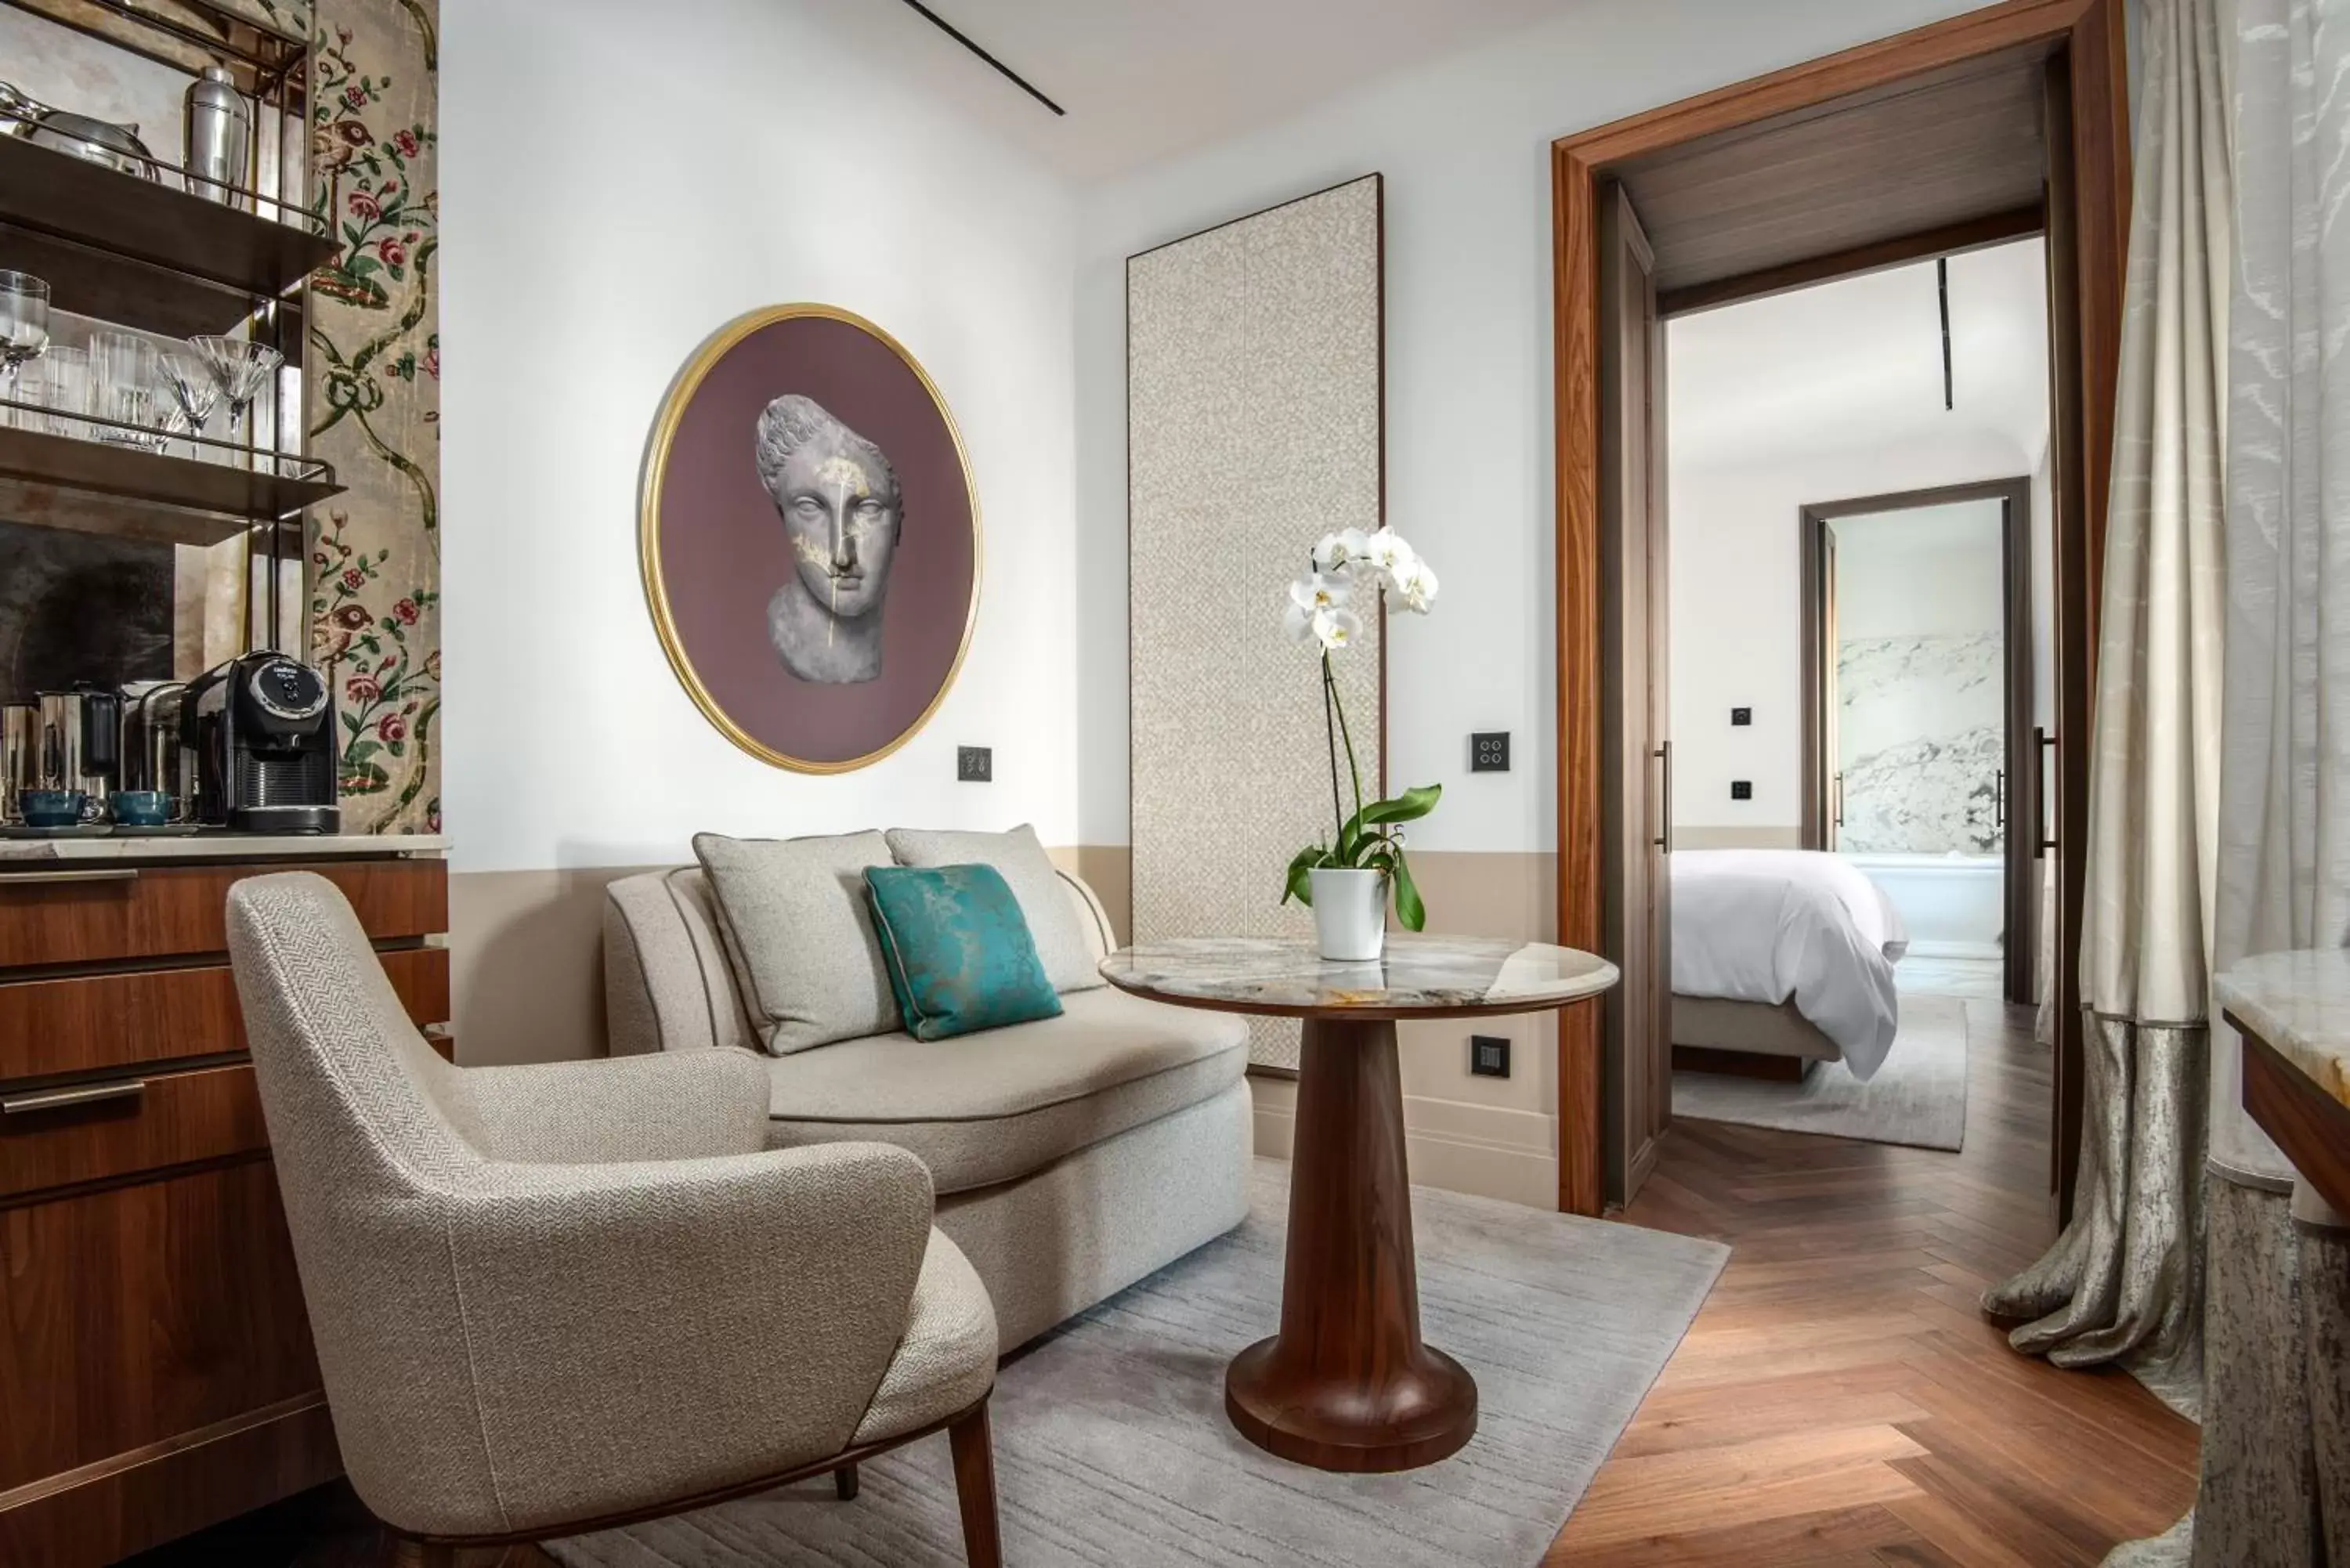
[1289,571,1351,615]
[1314,607,1365,650]
[1283,599,1318,645]
[1393,557,1439,613]
[1364,526,1415,580]
[1312,527,1372,573]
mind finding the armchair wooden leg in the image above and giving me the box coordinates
[833,1461,860,1501]
[381,1534,457,1567]
[948,1401,1003,1568]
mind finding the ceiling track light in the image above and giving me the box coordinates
[894,0,1067,117]
[1937,255,1954,411]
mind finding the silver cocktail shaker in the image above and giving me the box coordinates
[1,703,34,822]
[183,64,249,206]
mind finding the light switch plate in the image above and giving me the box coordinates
[1730,779,1752,800]
[957,746,992,782]
[1470,1035,1511,1078]
[1731,706,1752,726]
[1470,732,1510,773]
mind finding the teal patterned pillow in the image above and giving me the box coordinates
[863,864,1064,1041]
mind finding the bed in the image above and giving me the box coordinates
[1670,849,1908,1082]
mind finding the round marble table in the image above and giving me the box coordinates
[1098,934,1619,1472]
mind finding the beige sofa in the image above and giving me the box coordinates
[602,865,1253,1352]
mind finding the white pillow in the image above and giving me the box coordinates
[693,830,898,1053]
[884,824,1104,992]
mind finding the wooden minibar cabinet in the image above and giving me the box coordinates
[0,838,449,1564]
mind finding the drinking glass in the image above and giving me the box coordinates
[159,349,219,459]
[5,359,38,429]
[0,271,49,399]
[187,334,283,446]
[91,331,165,450]
[39,346,91,438]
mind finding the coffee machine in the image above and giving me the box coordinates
[32,686,121,822]
[119,681,191,811]
[183,653,339,833]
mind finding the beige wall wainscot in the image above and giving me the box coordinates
[1668,826,1805,851]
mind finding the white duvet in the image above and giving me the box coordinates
[1670,849,1909,1080]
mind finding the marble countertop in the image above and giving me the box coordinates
[1099,934,1619,1018]
[2217,948,2350,1110]
[0,833,449,863]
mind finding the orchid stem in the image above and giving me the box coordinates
[1321,652,1345,846]
[1330,656,1364,832]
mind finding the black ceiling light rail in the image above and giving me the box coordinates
[1937,255,1954,411]
[895,0,1066,116]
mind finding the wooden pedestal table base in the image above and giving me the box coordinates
[1095,933,1619,1475]
[1226,1014,1477,1471]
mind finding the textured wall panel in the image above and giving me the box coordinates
[1128,175,1383,1071]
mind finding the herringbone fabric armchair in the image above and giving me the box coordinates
[226,872,1003,1565]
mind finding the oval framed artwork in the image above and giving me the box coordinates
[639,304,982,772]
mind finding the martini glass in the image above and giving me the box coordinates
[159,349,219,460]
[187,334,284,456]
[0,271,49,406]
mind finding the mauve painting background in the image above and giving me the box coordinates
[655,314,977,766]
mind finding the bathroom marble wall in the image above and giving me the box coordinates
[1838,630,2003,853]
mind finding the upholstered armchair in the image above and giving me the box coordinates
[226,873,1003,1566]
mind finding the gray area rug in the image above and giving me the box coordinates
[1672,992,1969,1151]
[548,1160,1725,1567]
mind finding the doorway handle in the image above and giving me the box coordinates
[2033,728,2057,856]
[1652,742,1672,854]
[1833,771,1845,828]
[1994,769,2005,829]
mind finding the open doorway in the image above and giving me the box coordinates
[1800,476,2041,1007]
[1551,0,2128,1215]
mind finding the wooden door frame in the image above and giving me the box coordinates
[1796,477,2038,1006]
[1551,0,2128,1216]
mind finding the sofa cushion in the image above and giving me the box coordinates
[764,987,1248,1194]
[694,830,898,1055]
[864,864,1062,1040]
[885,825,1104,993]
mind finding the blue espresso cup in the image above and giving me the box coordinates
[18,789,86,829]
[110,789,172,828]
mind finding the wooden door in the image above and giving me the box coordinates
[2042,54,2091,1220]
[1599,183,1672,1205]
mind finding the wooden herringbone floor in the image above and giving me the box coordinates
[141,993,2196,1568]
[1542,992,2201,1566]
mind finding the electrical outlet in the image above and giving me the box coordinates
[1730,706,1752,726]
[1470,732,1511,772]
[1730,779,1752,800]
[1470,1035,1511,1078]
[956,746,992,782]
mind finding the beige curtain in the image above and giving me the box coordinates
[1982,0,2230,1425]
[2186,0,2350,1560]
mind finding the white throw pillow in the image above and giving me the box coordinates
[884,824,1104,992]
[693,829,899,1053]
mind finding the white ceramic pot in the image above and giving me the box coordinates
[1308,867,1388,962]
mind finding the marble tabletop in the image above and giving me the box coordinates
[1098,934,1619,1019]
[2218,948,2350,1111]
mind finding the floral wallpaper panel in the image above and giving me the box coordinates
[306,0,439,834]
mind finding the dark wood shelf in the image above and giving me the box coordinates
[0,425,338,545]
[1,223,307,353]
[0,135,336,305]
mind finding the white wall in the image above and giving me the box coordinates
[440,0,1080,876]
[1074,0,2003,854]
[1832,500,2006,639]
[1668,431,2038,832]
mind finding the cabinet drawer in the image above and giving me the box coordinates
[0,858,445,970]
[0,945,450,1082]
[0,1159,322,1494]
[0,1062,268,1202]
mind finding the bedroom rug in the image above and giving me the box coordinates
[1672,992,1970,1151]
[546,1159,1726,1568]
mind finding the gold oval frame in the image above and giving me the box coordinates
[638,304,983,775]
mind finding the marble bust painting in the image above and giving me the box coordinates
[641,305,979,773]
[754,395,902,685]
